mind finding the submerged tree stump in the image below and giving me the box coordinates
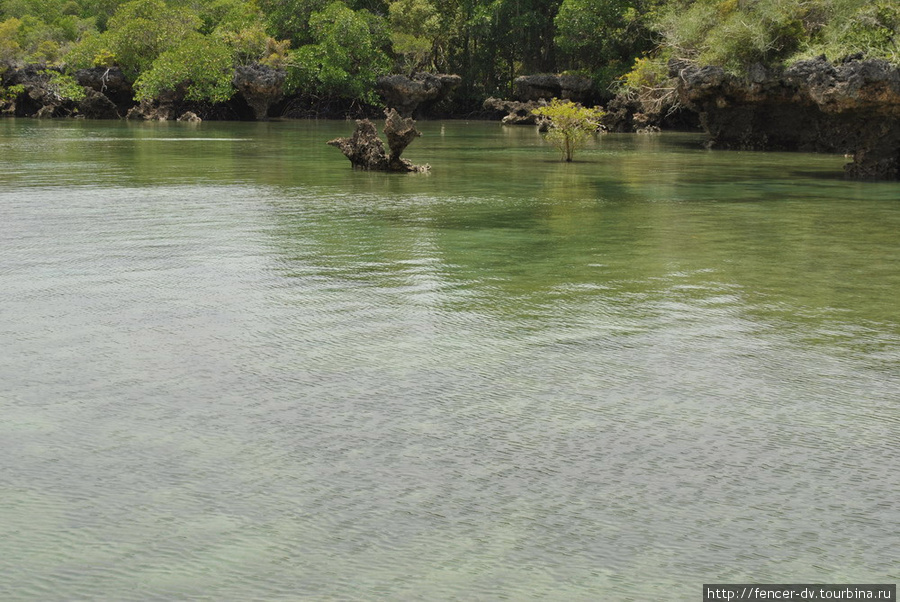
[327,109,429,172]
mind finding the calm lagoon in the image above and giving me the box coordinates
[1,119,898,599]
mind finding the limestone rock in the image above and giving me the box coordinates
[74,67,134,114]
[513,73,594,103]
[233,64,285,120]
[482,97,545,125]
[327,108,429,172]
[383,107,422,170]
[35,104,62,118]
[601,84,699,132]
[674,56,900,179]
[328,119,388,170]
[125,90,181,121]
[2,66,76,117]
[375,73,461,117]
[78,88,120,119]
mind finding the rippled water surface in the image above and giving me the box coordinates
[1,119,898,600]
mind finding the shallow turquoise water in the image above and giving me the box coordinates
[1,119,898,600]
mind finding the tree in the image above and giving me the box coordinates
[102,0,201,79]
[554,0,662,87]
[286,2,390,103]
[388,0,442,71]
[133,32,234,103]
[0,17,24,67]
[257,0,329,47]
[532,98,604,161]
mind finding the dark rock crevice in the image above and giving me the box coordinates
[2,66,76,117]
[74,67,134,117]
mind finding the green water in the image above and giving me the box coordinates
[1,119,898,600]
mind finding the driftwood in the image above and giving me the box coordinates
[327,108,429,172]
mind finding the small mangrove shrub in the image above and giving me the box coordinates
[532,99,605,162]
[1,83,25,99]
[42,70,86,102]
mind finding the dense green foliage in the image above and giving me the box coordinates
[42,68,86,100]
[555,0,662,83]
[1,0,898,108]
[286,1,391,103]
[655,0,899,75]
[134,33,234,102]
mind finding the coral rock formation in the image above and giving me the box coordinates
[233,64,285,120]
[75,67,134,115]
[375,73,461,117]
[482,97,545,125]
[513,73,594,103]
[327,108,429,172]
[674,56,900,179]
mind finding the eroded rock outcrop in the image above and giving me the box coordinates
[2,67,76,117]
[601,90,699,133]
[78,88,120,119]
[74,67,134,116]
[233,64,285,120]
[674,56,900,179]
[375,73,461,117]
[483,73,598,125]
[125,88,184,121]
[514,73,594,103]
[126,100,168,121]
[327,108,429,172]
[482,97,546,125]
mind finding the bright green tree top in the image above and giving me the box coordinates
[532,98,605,162]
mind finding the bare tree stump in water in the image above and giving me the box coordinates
[327,109,429,172]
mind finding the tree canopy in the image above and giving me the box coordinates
[1,0,897,107]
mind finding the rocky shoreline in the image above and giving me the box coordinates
[3,58,899,179]
[673,56,900,180]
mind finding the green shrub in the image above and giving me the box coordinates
[532,99,605,162]
[0,83,26,101]
[104,0,201,79]
[621,54,669,93]
[656,0,900,73]
[62,30,111,70]
[41,69,86,100]
[823,0,899,62]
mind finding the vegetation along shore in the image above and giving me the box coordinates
[1,0,898,177]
